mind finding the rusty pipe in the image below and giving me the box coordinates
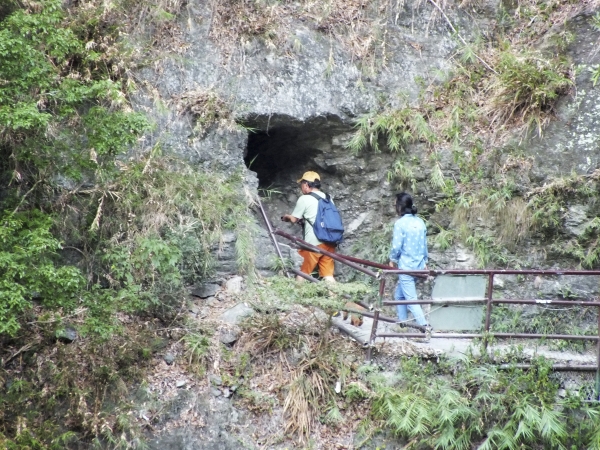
[274,229,380,279]
[257,198,291,278]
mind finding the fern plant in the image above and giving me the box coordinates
[367,357,600,450]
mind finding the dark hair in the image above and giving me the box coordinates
[306,179,321,189]
[395,192,417,216]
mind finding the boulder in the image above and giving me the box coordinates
[220,303,254,324]
[191,283,220,298]
[55,326,77,343]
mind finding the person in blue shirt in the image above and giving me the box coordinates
[388,192,430,329]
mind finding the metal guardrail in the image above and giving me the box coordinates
[257,199,600,398]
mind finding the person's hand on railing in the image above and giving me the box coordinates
[281,215,302,225]
[424,265,435,283]
[388,261,397,268]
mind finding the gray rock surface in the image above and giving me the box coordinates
[55,326,77,343]
[128,0,600,282]
[225,276,244,294]
[147,391,250,450]
[164,353,176,365]
[191,283,220,298]
[219,303,254,324]
[218,329,240,346]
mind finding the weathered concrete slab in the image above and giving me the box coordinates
[429,275,487,331]
[336,308,598,367]
[431,275,487,302]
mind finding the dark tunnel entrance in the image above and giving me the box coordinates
[240,113,395,279]
[244,127,319,189]
[241,114,351,190]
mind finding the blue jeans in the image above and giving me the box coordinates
[395,275,428,326]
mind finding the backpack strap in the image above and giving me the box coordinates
[304,192,328,227]
[308,192,330,202]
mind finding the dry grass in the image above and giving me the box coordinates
[497,197,532,245]
[450,190,533,250]
[210,0,282,57]
[207,0,450,71]
[239,313,308,356]
[237,306,361,443]
[283,371,323,439]
[508,0,600,45]
[174,88,235,137]
[281,337,340,442]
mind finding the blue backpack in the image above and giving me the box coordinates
[306,192,344,245]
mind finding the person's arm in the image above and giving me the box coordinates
[281,214,300,223]
[423,227,429,264]
[389,220,404,266]
[282,196,307,224]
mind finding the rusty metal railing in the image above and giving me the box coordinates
[257,200,600,397]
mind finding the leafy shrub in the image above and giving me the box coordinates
[0,0,150,183]
[0,210,84,335]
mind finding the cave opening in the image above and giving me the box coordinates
[241,113,357,192]
[244,128,317,189]
[242,115,333,190]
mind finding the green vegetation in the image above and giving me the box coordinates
[491,304,598,352]
[351,222,395,267]
[1,152,254,340]
[0,0,150,182]
[0,211,84,336]
[238,303,360,443]
[0,324,160,449]
[485,49,572,135]
[0,0,254,332]
[363,356,600,449]
[526,170,600,268]
[0,1,253,447]
[2,0,600,449]
[347,105,435,155]
[234,300,600,448]
[250,276,372,312]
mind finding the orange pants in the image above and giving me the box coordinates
[299,243,336,278]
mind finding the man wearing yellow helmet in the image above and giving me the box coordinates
[281,171,336,282]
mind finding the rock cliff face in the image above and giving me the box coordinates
[123,2,600,448]
[133,0,600,277]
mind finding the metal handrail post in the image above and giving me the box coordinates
[378,277,386,308]
[257,198,291,278]
[483,272,494,351]
[366,309,380,363]
[597,298,600,400]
